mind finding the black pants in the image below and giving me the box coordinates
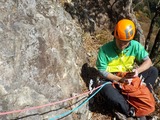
[100,66,158,116]
[139,66,158,88]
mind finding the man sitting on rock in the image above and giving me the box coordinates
[96,19,158,119]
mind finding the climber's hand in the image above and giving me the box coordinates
[118,78,133,84]
[125,69,138,78]
[118,78,128,83]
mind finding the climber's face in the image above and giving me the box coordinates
[115,38,130,50]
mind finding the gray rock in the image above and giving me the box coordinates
[0,0,87,120]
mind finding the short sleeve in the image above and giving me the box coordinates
[135,42,149,62]
[96,47,108,71]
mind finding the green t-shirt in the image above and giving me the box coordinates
[96,40,149,72]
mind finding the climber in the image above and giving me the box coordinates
[96,19,158,119]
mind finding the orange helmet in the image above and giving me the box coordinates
[114,19,136,41]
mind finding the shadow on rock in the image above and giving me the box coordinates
[81,63,113,117]
[81,63,99,88]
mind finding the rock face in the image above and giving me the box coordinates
[0,0,87,120]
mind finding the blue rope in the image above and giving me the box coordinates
[49,82,110,120]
